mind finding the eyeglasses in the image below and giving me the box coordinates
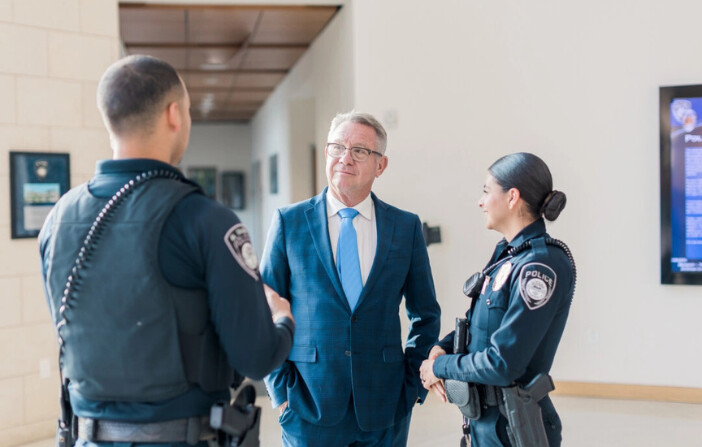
[326,143,383,162]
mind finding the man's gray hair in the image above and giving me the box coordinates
[328,111,388,154]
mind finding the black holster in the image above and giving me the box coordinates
[56,378,76,447]
[210,384,261,447]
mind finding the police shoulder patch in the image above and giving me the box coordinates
[224,223,260,281]
[519,262,557,310]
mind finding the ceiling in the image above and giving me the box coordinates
[119,4,340,122]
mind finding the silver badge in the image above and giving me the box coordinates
[224,223,260,281]
[519,262,557,310]
[492,261,512,291]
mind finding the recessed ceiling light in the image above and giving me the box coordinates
[200,62,228,70]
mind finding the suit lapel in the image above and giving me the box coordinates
[305,188,350,311]
[357,193,394,307]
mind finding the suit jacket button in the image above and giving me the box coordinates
[345,350,352,357]
[351,315,358,322]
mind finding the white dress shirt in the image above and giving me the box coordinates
[326,192,377,285]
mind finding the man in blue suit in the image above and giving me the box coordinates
[261,111,441,447]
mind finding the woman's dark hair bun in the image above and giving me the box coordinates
[541,190,567,221]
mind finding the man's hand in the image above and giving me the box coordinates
[264,284,293,323]
[430,381,447,403]
[428,345,446,360]
[420,358,447,402]
[277,401,288,415]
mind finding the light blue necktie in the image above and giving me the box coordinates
[337,208,362,310]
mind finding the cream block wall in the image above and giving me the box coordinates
[0,0,119,445]
[0,75,14,124]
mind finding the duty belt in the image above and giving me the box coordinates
[77,416,216,444]
[477,384,500,407]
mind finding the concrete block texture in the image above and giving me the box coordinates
[24,372,59,424]
[79,0,119,37]
[0,377,24,430]
[82,82,106,128]
[17,78,82,127]
[0,126,51,160]
[0,74,14,124]
[50,127,110,177]
[0,237,47,276]
[0,323,57,379]
[0,420,53,447]
[0,1,12,22]
[0,175,9,226]
[48,31,115,81]
[21,275,50,325]
[0,277,21,328]
[12,0,79,32]
[0,24,47,76]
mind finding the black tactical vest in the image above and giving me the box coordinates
[44,177,233,401]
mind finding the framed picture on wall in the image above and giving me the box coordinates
[187,167,217,199]
[9,151,70,239]
[269,154,278,194]
[221,171,245,210]
[660,84,702,284]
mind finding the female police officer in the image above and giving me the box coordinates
[419,152,575,446]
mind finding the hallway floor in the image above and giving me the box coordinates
[19,395,702,447]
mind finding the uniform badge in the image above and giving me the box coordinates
[481,275,491,295]
[492,261,512,291]
[224,224,260,281]
[519,262,557,310]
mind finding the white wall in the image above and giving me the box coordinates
[181,123,253,228]
[352,0,702,388]
[250,1,354,249]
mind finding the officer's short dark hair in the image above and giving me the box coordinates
[489,152,567,221]
[97,54,184,136]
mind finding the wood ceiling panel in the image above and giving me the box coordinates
[241,47,306,71]
[192,112,254,122]
[232,72,285,89]
[120,9,186,44]
[188,9,260,44]
[227,90,271,104]
[119,4,341,122]
[186,72,236,89]
[125,46,187,70]
[186,47,242,70]
[252,7,338,44]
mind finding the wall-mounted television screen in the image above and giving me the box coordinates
[660,84,702,284]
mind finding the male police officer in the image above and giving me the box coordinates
[39,54,294,446]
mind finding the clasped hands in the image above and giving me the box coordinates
[419,345,447,403]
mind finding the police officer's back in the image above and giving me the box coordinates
[39,55,294,446]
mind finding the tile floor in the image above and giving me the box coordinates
[18,395,702,447]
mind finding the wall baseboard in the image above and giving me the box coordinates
[553,381,702,404]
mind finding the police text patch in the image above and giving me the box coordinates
[519,263,556,310]
[224,224,260,281]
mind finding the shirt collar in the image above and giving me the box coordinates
[326,191,373,220]
[491,218,546,262]
[507,218,547,248]
[95,158,183,177]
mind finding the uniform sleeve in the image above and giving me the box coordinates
[259,209,294,408]
[433,254,573,386]
[402,215,442,401]
[38,205,58,321]
[160,194,292,380]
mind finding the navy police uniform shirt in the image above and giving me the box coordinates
[39,159,293,430]
[433,218,574,387]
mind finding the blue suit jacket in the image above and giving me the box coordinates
[261,188,441,431]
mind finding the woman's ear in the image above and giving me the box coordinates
[508,188,521,209]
